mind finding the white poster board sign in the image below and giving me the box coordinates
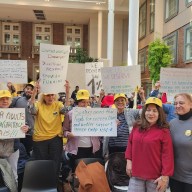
[0,60,28,84]
[101,65,141,95]
[160,67,192,100]
[72,107,117,136]
[40,43,70,93]
[85,62,103,96]
[0,108,25,139]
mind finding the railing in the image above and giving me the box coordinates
[0,44,21,58]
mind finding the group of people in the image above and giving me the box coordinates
[0,80,192,192]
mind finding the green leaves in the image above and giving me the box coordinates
[147,39,172,84]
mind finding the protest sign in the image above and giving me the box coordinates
[101,65,141,95]
[72,107,117,136]
[0,60,27,84]
[40,43,70,93]
[85,62,103,96]
[0,108,25,139]
[160,67,192,100]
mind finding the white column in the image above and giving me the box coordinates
[127,0,139,66]
[107,0,114,67]
[98,11,102,59]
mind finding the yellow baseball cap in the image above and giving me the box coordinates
[145,97,162,107]
[0,90,12,98]
[114,93,126,102]
[76,89,90,100]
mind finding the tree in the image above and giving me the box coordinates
[147,39,172,84]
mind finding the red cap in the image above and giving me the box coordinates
[101,95,114,107]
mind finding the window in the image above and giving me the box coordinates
[2,22,20,45]
[164,31,178,64]
[186,0,192,7]
[65,26,83,48]
[150,0,155,32]
[139,2,147,39]
[138,48,147,73]
[34,24,52,45]
[184,25,192,62]
[165,0,178,22]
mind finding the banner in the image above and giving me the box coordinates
[0,60,27,84]
[39,43,70,93]
[160,67,192,100]
[101,65,141,95]
[72,107,117,136]
[85,62,103,96]
[0,108,25,139]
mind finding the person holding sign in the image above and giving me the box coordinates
[125,97,174,192]
[28,81,69,180]
[63,89,101,170]
[169,93,192,192]
[0,90,29,184]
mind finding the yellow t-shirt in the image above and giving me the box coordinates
[33,101,64,141]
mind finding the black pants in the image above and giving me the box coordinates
[169,178,192,192]
[32,136,63,178]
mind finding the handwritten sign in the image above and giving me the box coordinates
[85,62,103,96]
[0,60,27,84]
[40,43,70,93]
[0,108,25,139]
[101,65,141,95]
[160,67,192,99]
[72,107,117,136]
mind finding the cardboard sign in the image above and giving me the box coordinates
[101,65,141,95]
[160,67,192,100]
[39,43,70,93]
[0,60,27,84]
[85,62,103,96]
[0,108,25,139]
[72,107,117,136]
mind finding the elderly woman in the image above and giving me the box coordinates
[0,90,29,184]
[63,89,101,170]
[169,93,192,192]
[28,83,68,178]
[103,90,145,156]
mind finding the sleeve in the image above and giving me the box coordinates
[162,104,169,114]
[161,129,174,176]
[149,90,159,97]
[28,101,38,115]
[125,128,134,160]
[63,112,71,137]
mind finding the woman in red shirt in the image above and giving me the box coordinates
[125,97,174,192]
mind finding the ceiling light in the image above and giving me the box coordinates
[59,0,106,4]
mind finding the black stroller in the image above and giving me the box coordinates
[105,152,130,192]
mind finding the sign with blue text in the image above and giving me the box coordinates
[160,67,192,100]
[101,65,141,95]
[0,108,25,139]
[0,60,27,84]
[72,107,117,136]
[40,43,70,94]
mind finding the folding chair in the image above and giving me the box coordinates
[21,160,57,192]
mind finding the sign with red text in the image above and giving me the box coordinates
[85,62,103,96]
[0,60,27,84]
[101,65,141,95]
[0,108,25,139]
[160,67,192,100]
[72,107,117,136]
[40,43,70,94]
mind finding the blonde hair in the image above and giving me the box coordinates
[174,93,192,104]
[38,93,59,104]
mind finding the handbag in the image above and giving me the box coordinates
[0,139,14,158]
